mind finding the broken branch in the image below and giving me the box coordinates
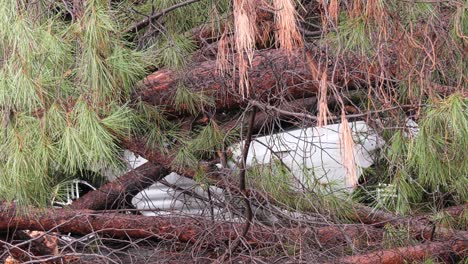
[69,163,168,210]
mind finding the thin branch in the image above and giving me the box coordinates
[218,105,257,261]
[123,0,203,36]
[249,100,426,121]
[240,105,257,237]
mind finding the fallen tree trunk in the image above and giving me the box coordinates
[0,203,261,246]
[69,163,168,210]
[334,233,468,264]
[0,203,381,248]
[2,203,465,262]
[349,203,468,241]
[443,203,467,218]
[132,48,373,115]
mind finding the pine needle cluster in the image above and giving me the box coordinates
[0,0,148,206]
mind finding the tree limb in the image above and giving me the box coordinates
[0,203,382,248]
[69,163,168,210]
[334,234,468,264]
[123,0,203,36]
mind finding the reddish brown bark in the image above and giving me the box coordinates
[0,203,258,246]
[132,49,320,114]
[349,203,468,240]
[0,203,381,248]
[70,163,168,210]
[334,234,468,264]
[443,203,467,218]
[316,225,383,246]
[7,231,59,263]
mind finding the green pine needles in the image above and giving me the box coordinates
[0,0,230,207]
[408,94,467,204]
[0,0,148,207]
[367,94,467,214]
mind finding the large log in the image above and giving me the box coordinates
[1,203,464,262]
[0,203,265,246]
[349,203,468,241]
[334,233,468,264]
[0,203,381,248]
[132,48,325,114]
[70,163,168,210]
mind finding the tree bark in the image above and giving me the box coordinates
[0,203,382,248]
[69,163,168,210]
[334,233,468,264]
[349,203,468,241]
[1,203,465,260]
[132,48,325,115]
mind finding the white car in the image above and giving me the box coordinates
[129,121,385,217]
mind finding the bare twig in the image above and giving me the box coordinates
[239,105,257,236]
[217,105,257,261]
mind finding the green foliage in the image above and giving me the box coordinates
[380,132,421,214]
[0,114,53,207]
[408,94,467,203]
[172,145,199,169]
[359,95,467,215]
[332,15,373,55]
[191,120,224,155]
[0,1,148,206]
[451,3,468,42]
[134,100,179,152]
[174,84,215,115]
[417,259,441,264]
[246,158,353,219]
[0,0,232,207]
[383,224,416,249]
[172,120,238,170]
[74,0,150,104]
[123,0,229,34]
[151,34,197,69]
[123,0,228,69]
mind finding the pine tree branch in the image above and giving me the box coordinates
[69,163,168,210]
[123,0,203,36]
